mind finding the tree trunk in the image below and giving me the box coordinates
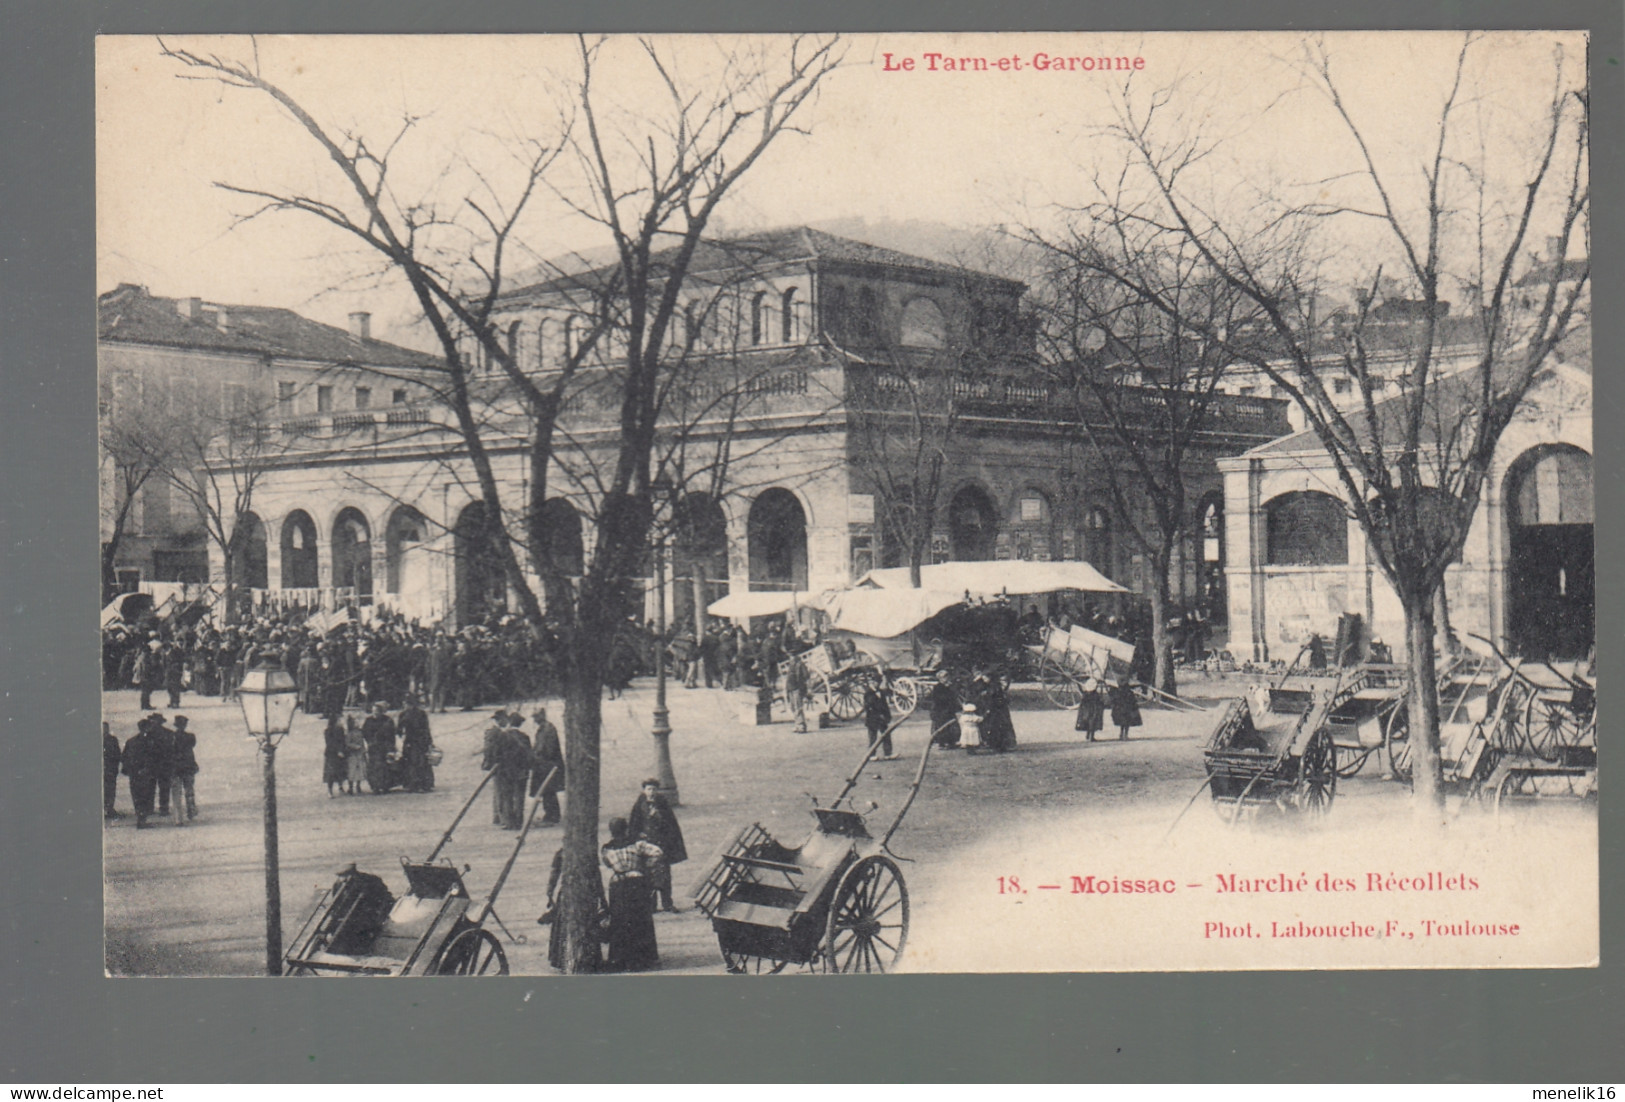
[1402,595,1446,822]
[557,668,605,973]
[692,568,707,642]
[1149,547,1177,696]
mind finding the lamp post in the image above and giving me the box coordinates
[650,475,680,805]
[238,660,300,976]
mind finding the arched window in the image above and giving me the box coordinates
[232,512,269,591]
[750,291,770,346]
[563,316,577,363]
[506,320,523,368]
[384,505,429,594]
[781,287,800,342]
[1265,491,1348,566]
[279,510,319,589]
[948,485,998,562]
[900,297,947,349]
[454,500,507,626]
[748,489,808,591]
[535,498,584,577]
[536,318,554,371]
[331,507,374,601]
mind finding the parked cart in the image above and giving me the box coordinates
[1194,683,1342,822]
[693,716,952,973]
[282,768,553,976]
[800,639,924,722]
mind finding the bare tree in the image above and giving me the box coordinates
[99,376,185,602]
[1066,34,1588,816]
[161,387,288,623]
[1027,228,1265,694]
[161,33,843,969]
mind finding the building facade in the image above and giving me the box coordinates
[97,284,445,594]
[228,229,1293,630]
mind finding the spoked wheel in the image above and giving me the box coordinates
[1522,693,1581,763]
[1294,730,1337,817]
[827,675,866,721]
[1041,660,1084,709]
[1384,705,1411,783]
[884,676,920,720]
[721,949,791,975]
[822,856,909,974]
[1491,769,1537,821]
[433,928,510,975]
[1334,745,1375,778]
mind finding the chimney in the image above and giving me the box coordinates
[176,297,203,321]
[210,305,230,331]
[348,311,372,342]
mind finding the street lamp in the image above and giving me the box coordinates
[238,660,299,977]
[649,474,680,805]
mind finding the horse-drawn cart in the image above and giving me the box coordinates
[799,639,924,723]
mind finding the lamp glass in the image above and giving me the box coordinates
[238,665,299,738]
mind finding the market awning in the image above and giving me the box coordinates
[821,587,965,640]
[706,590,829,619]
[855,560,1128,596]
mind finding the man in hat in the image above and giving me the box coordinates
[529,707,564,825]
[146,713,178,820]
[170,715,199,823]
[497,712,532,831]
[628,779,687,913]
[482,709,513,826]
[164,643,187,709]
[135,641,161,711]
[121,717,159,828]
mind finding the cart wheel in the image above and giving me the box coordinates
[1492,769,1534,820]
[434,928,509,976]
[1295,731,1337,817]
[721,949,791,975]
[827,676,866,722]
[884,676,920,720]
[1384,706,1411,783]
[1334,745,1373,778]
[1041,660,1083,710]
[822,855,909,974]
[1522,693,1576,763]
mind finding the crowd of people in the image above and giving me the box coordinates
[103,713,199,828]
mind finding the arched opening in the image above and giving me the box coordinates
[1083,504,1114,579]
[781,287,800,342]
[535,497,584,577]
[899,297,947,349]
[1505,445,1593,659]
[673,493,729,629]
[948,485,998,562]
[750,291,771,346]
[748,489,808,591]
[536,318,553,371]
[454,500,508,627]
[331,507,373,602]
[1198,492,1225,624]
[384,505,429,595]
[232,512,269,591]
[1265,491,1348,566]
[279,510,319,589]
[1010,488,1054,562]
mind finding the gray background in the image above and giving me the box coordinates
[1,0,1619,1083]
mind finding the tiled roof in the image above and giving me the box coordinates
[502,226,1026,301]
[97,284,444,370]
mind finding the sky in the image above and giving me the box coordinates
[97,31,1587,350]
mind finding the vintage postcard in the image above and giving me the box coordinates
[97,31,1594,976]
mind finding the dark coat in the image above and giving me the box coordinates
[863,685,892,733]
[628,793,687,865]
[170,726,199,775]
[120,731,159,780]
[1108,684,1143,729]
[1074,690,1105,735]
[530,720,564,795]
[322,720,348,785]
[103,731,122,777]
[928,681,960,744]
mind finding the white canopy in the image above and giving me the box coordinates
[821,588,965,640]
[706,590,829,619]
[855,560,1127,596]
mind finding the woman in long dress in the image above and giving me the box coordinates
[1108,677,1143,741]
[600,817,663,973]
[342,715,367,795]
[322,714,347,797]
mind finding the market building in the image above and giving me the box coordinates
[233,228,1293,628]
